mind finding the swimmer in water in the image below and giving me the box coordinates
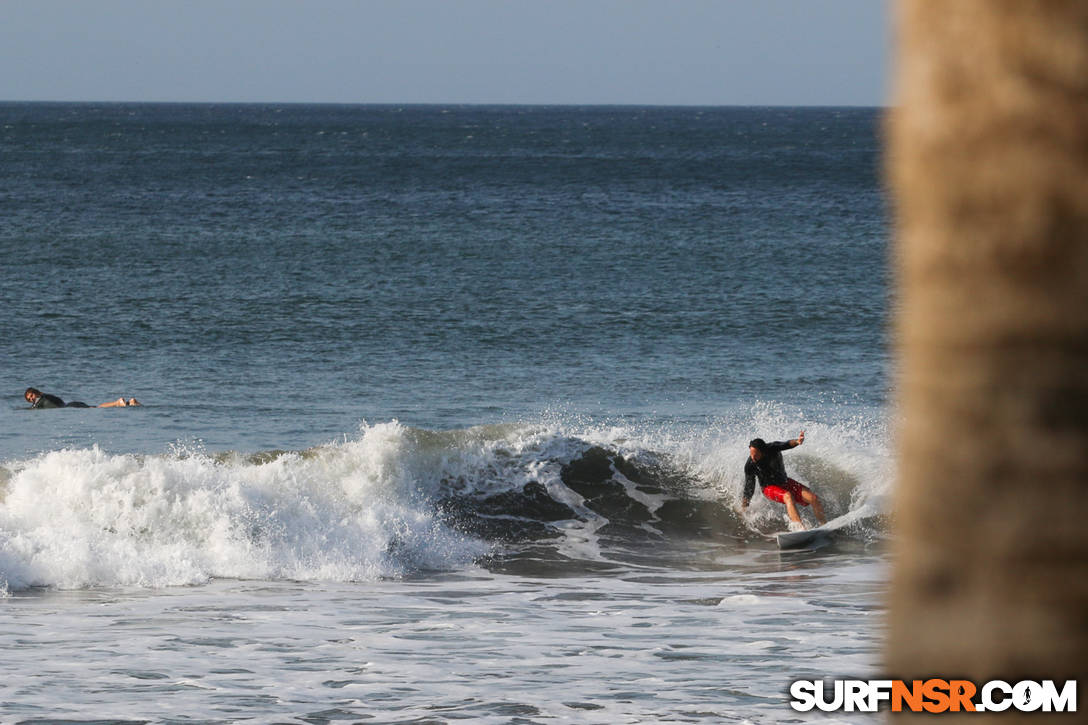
[25,387,141,409]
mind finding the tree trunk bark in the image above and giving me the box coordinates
[889,0,1088,717]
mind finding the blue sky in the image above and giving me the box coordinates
[1,1,889,106]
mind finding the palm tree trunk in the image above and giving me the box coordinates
[889,0,1088,714]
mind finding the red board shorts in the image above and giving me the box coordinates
[761,478,811,506]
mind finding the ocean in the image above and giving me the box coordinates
[1,103,891,723]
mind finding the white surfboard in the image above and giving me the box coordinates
[775,525,833,550]
[774,512,854,550]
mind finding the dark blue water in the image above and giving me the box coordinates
[1,103,887,457]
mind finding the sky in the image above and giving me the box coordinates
[0,0,889,106]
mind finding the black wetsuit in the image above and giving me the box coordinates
[742,440,796,505]
[31,393,90,409]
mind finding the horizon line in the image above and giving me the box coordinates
[0,98,888,110]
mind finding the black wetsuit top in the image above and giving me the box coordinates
[31,394,89,409]
[742,440,796,505]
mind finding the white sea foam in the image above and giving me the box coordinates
[719,594,762,606]
[0,422,487,591]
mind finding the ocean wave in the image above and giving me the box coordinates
[0,413,891,592]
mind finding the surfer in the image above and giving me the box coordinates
[741,431,826,527]
[25,387,141,409]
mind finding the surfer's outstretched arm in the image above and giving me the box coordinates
[98,397,141,408]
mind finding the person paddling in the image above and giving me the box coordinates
[25,387,140,409]
[741,431,826,527]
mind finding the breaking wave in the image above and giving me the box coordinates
[0,408,891,592]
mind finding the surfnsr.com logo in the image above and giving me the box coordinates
[789,679,1077,713]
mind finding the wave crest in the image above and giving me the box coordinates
[0,416,891,591]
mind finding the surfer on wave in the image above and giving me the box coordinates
[741,431,826,528]
[25,387,141,409]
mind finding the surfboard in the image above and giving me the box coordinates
[775,525,833,550]
[773,512,854,550]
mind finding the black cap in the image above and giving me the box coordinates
[749,438,766,451]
